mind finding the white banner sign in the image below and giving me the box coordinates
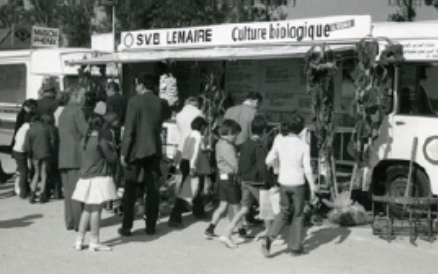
[32,26,59,48]
[120,15,371,51]
[397,40,438,61]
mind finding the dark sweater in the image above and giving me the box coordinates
[238,137,267,185]
[24,121,54,161]
[37,96,59,117]
[107,93,127,124]
[80,135,117,179]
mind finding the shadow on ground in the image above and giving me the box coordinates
[0,214,43,229]
[269,225,352,258]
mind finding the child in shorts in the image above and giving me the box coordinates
[220,116,271,248]
[204,119,247,244]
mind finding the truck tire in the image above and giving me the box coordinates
[384,166,430,218]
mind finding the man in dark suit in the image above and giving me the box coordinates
[118,74,167,236]
[58,85,88,231]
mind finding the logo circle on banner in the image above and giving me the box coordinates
[423,136,438,165]
[124,33,134,48]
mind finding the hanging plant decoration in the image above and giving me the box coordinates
[159,62,179,107]
[349,37,404,167]
[199,62,228,149]
[304,43,338,191]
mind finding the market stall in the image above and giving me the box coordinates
[67,15,371,165]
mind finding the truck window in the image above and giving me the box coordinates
[399,65,437,116]
[0,64,26,105]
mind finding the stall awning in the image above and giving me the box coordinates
[66,44,355,65]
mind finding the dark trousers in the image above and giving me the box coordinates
[13,151,29,198]
[49,163,62,198]
[268,185,306,251]
[122,156,160,230]
[61,169,83,230]
[169,160,205,223]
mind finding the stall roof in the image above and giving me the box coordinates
[66,44,354,65]
[373,21,438,40]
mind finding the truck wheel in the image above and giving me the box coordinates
[385,166,430,218]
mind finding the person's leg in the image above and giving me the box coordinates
[169,159,190,226]
[169,198,187,225]
[209,201,228,227]
[89,203,111,251]
[192,176,205,218]
[75,206,91,250]
[61,170,74,230]
[225,206,249,238]
[29,159,40,203]
[39,160,48,202]
[69,169,83,230]
[262,186,292,257]
[52,165,63,199]
[14,152,28,198]
[120,163,138,234]
[288,186,306,252]
[144,157,160,234]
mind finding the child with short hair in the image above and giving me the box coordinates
[168,116,208,227]
[12,111,38,199]
[204,119,247,243]
[72,113,118,251]
[262,113,317,257]
[220,115,270,248]
[24,113,55,203]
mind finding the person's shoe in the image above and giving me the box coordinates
[289,249,307,257]
[73,242,84,251]
[39,193,47,204]
[272,238,286,246]
[219,236,237,249]
[168,220,184,229]
[89,243,112,252]
[118,227,131,237]
[261,236,272,258]
[204,230,218,240]
[29,192,36,204]
[145,227,156,235]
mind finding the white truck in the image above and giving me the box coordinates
[0,48,96,129]
[366,21,438,215]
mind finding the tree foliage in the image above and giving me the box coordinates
[388,0,438,21]
[0,0,94,47]
[0,0,288,47]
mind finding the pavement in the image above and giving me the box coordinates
[1,131,438,274]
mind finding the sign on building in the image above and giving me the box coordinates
[32,26,59,48]
[120,15,371,51]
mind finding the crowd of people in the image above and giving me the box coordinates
[9,73,318,257]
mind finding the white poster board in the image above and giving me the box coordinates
[32,26,59,48]
[225,60,259,104]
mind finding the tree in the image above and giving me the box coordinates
[388,0,438,22]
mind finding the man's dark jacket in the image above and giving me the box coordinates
[121,92,166,163]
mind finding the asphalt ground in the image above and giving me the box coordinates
[1,130,438,274]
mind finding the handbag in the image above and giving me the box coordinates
[177,174,200,205]
[269,187,281,215]
[259,189,275,220]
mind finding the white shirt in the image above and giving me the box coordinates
[266,134,314,188]
[176,105,203,152]
[13,123,30,153]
